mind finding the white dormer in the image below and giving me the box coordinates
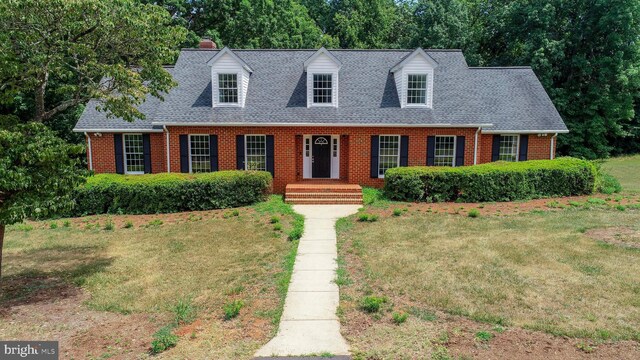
[207,48,253,108]
[390,48,437,108]
[304,48,341,108]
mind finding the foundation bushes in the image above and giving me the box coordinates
[70,171,272,216]
[384,157,598,202]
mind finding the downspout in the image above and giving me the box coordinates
[473,127,481,165]
[84,132,93,171]
[163,125,171,173]
[550,133,558,159]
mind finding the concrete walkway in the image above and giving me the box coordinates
[255,205,360,357]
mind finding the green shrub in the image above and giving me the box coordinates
[145,219,163,228]
[392,208,403,216]
[359,295,387,313]
[358,213,379,222]
[63,220,71,228]
[392,311,409,324]
[223,300,244,320]
[270,216,280,224]
[123,220,134,229]
[49,222,58,229]
[103,219,114,231]
[150,325,178,354]
[594,164,622,194]
[475,330,494,342]
[468,209,480,218]
[173,298,196,325]
[587,197,606,205]
[384,158,597,203]
[273,223,283,231]
[68,171,272,217]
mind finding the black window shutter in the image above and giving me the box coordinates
[236,135,245,170]
[518,135,529,161]
[266,135,275,176]
[142,134,152,174]
[426,136,435,166]
[370,135,379,178]
[455,136,465,167]
[114,134,124,174]
[179,135,189,173]
[209,135,218,171]
[400,135,409,167]
[491,135,501,162]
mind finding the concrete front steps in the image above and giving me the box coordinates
[284,183,363,205]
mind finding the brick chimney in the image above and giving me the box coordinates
[199,37,217,49]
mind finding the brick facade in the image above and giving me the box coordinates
[86,127,557,193]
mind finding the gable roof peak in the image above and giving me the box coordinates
[303,47,342,70]
[390,48,438,73]
[206,47,254,73]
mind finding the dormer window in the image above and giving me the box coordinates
[218,73,238,104]
[304,48,341,108]
[407,74,427,105]
[313,74,333,104]
[390,48,437,108]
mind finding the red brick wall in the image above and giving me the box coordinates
[478,134,555,163]
[87,128,557,193]
[86,132,166,173]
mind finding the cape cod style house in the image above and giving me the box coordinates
[74,40,568,203]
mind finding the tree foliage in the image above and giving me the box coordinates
[0,119,87,278]
[0,0,188,122]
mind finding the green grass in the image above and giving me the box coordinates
[337,207,640,357]
[2,196,300,359]
[601,154,640,193]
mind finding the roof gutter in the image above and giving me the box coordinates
[153,122,495,128]
[482,129,569,134]
[163,125,171,173]
[84,132,93,171]
[72,129,164,133]
[473,127,481,165]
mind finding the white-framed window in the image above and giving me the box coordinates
[434,136,456,167]
[305,137,310,157]
[312,73,332,104]
[407,74,427,105]
[189,135,210,173]
[499,135,520,162]
[218,73,238,103]
[378,135,400,178]
[123,133,144,174]
[245,135,266,171]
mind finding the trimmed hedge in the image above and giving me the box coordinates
[70,171,272,216]
[384,157,597,202]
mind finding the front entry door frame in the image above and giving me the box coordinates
[302,135,340,179]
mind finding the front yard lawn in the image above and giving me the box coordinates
[602,154,640,193]
[337,204,640,359]
[0,196,299,359]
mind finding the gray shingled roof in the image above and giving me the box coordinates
[74,49,568,132]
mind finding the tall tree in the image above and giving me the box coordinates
[472,0,640,159]
[0,119,87,281]
[0,0,188,123]
[329,0,404,48]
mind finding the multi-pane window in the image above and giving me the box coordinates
[313,74,332,104]
[499,135,519,162]
[123,134,144,174]
[378,135,400,177]
[434,136,456,166]
[407,74,427,104]
[189,135,211,173]
[305,138,310,157]
[218,73,238,103]
[245,135,267,171]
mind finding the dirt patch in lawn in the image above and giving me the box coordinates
[0,285,163,359]
[586,226,640,249]
[369,193,640,217]
[445,317,640,360]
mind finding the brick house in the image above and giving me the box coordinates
[74,42,568,202]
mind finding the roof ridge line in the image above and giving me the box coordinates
[469,66,532,69]
[179,48,463,52]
